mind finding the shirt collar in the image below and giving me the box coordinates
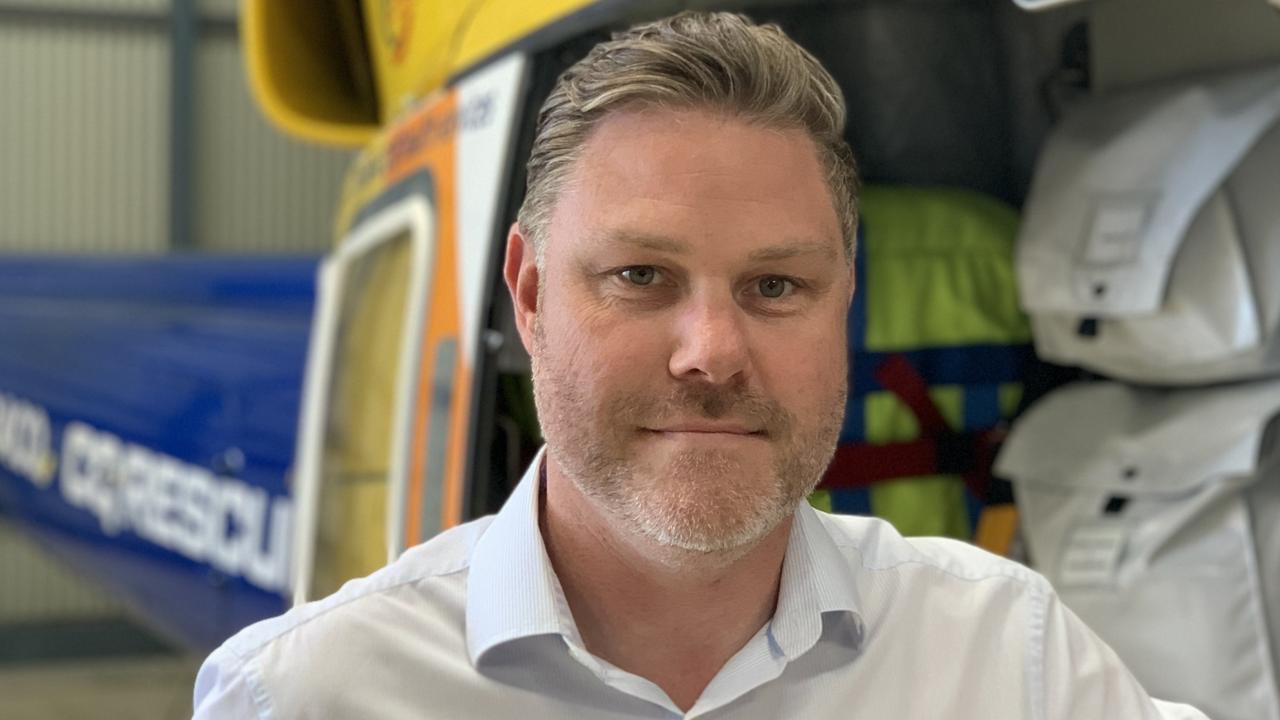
[466,447,581,665]
[465,447,864,666]
[770,500,865,659]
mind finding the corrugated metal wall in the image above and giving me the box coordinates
[0,18,168,252]
[196,0,236,16]
[0,0,352,254]
[2,0,167,11]
[0,520,123,622]
[195,36,352,252]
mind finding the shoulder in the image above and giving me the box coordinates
[194,515,495,716]
[808,510,1054,692]
[813,508,1049,596]
[224,514,492,658]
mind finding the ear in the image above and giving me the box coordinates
[503,222,540,355]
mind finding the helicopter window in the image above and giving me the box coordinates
[310,229,414,599]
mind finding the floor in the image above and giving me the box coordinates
[0,654,201,720]
[0,521,203,719]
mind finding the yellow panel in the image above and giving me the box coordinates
[245,0,614,144]
[362,0,470,121]
[449,0,600,74]
[335,133,393,244]
[243,0,380,147]
[973,504,1019,557]
[366,0,600,122]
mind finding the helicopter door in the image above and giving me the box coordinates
[291,196,434,604]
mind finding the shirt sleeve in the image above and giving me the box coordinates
[192,646,269,720]
[1036,584,1210,720]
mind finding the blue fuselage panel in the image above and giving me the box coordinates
[0,256,318,651]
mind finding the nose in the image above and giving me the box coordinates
[667,290,751,385]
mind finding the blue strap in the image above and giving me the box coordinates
[850,344,1033,397]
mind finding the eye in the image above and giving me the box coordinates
[620,266,659,286]
[758,276,793,299]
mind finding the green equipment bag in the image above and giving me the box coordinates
[812,186,1033,541]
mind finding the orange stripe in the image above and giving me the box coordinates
[399,90,460,548]
[441,361,472,530]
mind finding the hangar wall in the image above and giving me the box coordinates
[0,0,352,253]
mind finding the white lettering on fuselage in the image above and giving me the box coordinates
[59,421,292,593]
[0,391,55,488]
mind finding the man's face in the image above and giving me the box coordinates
[523,107,852,555]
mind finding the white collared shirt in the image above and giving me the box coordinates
[193,450,1206,719]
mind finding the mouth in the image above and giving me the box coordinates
[643,423,767,439]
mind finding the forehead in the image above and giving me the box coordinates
[549,107,842,259]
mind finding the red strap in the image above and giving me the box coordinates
[874,353,950,435]
[820,432,1003,498]
[822,439,938,490]
[819,353,1004,501]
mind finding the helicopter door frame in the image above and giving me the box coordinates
[290,194,435,605]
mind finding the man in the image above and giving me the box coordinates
[194,12,1205,719]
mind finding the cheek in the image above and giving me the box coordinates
[538,296,673,396]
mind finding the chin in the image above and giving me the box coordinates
[627,467,794,556]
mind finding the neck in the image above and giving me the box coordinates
[540,458,793,712]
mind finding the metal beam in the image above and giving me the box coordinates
[169,0,197,250]
[0,5,237,38]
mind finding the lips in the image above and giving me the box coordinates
[646,423,764,436]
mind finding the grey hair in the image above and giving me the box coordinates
[517,11,860,264]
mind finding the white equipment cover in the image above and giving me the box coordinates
[1017,64,1280,384]
[996,380,1280,720]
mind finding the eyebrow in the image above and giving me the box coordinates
[747,242,839,263]
[597,231,839,262]
[599,231,687,254]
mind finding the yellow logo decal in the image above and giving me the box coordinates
[381,0,415,65]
